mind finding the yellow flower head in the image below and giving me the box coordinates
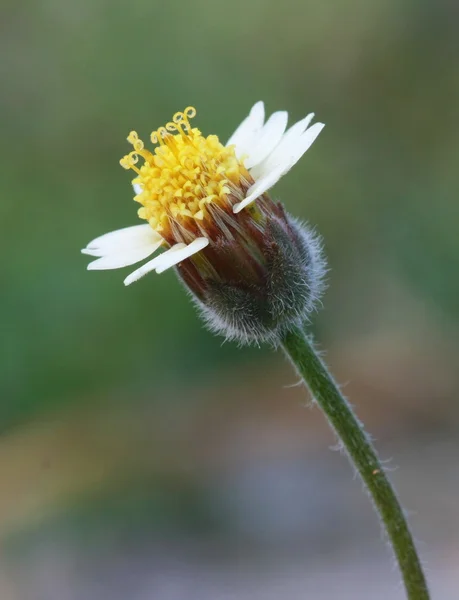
[120,107,252,245]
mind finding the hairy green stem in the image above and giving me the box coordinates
[281,325,429,600]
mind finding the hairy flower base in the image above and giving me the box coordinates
[177,196,326,345]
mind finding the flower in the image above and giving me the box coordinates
[82,102,324,287]
[82,102,326,344]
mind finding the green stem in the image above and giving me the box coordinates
[281,324,430,600]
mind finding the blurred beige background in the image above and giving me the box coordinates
[1,0,458,598]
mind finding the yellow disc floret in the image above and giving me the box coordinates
[120,107,250,239]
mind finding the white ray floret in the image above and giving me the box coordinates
[123,237,209,286]
[243,111,288,169]
[226,101,265,160]
[249,112,316,179]
[155,237,209,274]
[82,224,164,269]
[83,224,161,254]
[228,102,324,213]
[233,164,287,214]
[122,245,184,286]
[86,244,163,270]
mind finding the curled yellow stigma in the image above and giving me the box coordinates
[120,107,249,237]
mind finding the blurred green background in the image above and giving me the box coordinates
[1,0,458,598]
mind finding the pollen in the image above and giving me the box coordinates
[120,107,251,241]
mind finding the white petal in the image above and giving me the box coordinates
[123,238,209,285]
[82,248,105,257]
[123,245,186,285]
[155,237,209,274]
[250,113,315,179]
[87,239,163,271]
[257,122,325,182]
[226,101,265,160]
[132,182,143,195]
[233,165,286,214]
[84,224,162,252]
[234,122,325,214]
[244,111,288,169]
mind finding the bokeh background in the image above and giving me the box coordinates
[1,0,459,598]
